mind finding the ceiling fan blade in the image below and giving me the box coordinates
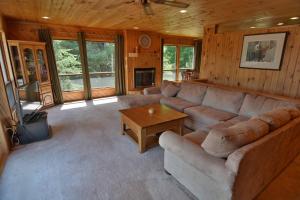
[105,0,135,9]
[143,3,154,15]
[151,0,189,8]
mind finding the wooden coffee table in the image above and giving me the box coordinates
[119,104,188,153]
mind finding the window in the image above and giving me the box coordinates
[162,45,195,81]
[53,40,84,92]
[86,41,115,88]
[179,46,194,80]
[163,45,176,81]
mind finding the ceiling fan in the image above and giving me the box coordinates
[105,0,190,15]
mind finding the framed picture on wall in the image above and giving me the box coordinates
[240,32,287,70]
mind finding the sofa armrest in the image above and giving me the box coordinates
[159,131,234,185]
[225,117,300,200]
[143,87,161,95]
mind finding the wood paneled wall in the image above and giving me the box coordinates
[0,15,11,171]
[124,30,162,93]
[200,24,300,98]
[5,19,122,42]
[163,34,196,45]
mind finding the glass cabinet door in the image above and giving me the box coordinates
[23,47,37,83]
[10,45,25,86]
[36,48,49,83]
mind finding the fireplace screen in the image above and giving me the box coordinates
[134,68,155,88]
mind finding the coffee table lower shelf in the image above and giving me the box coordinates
[123,129,160,151]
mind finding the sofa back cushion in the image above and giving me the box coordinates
[255,108,292,130]
[177,82,207,104]
[161,80,180,90]
[239,94,297,117]
[202,87,245,114]
[161,84,180,97]
[201,119,269,158]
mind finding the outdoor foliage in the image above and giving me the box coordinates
[86,41,115,73]
[53,40,82,74]
[163,46,176,70]
[179,46,194,69]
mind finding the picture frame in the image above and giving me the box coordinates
[240,32,287,70]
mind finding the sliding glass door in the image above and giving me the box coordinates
[53,39,116,101]
[86,41,115,89]
[53,40,84,92]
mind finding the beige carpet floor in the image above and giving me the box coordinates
[0,97,196,200]
[0,97,299,200]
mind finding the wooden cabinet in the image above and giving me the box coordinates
[7,40,54,107]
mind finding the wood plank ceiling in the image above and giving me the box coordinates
[0,0,300,37]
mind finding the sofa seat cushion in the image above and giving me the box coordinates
[184,116,249,133]
[239,94,298,117]
[118,94,162,108]
[184,105,237,127]
[206,115,250,132]
[183,130,208,146]
[184,118,208,131]
[159,131,234,185]
[255,108,292,130]
[202,87,245,114]
[160,97,198,112]
[176,82,207,104]
[201,119,270,158]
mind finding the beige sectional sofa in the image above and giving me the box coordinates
[118,81,300,200]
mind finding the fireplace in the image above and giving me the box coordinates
[134,68,156,88]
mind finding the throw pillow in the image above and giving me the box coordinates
[255,108,291,130]
[176,82,207,104]
[161,84,180,97]
[201,118,269,158]
[161,80,173,91]
[279,107,300,119]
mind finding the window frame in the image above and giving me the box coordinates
[162,44,195,81]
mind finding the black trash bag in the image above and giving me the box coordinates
[16,111,50,145]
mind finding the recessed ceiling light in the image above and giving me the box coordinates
[180,10,187,13]
[277,22,284,26]
[133,26,139,30]
[250,26,256,29]
[290,16,299,20]
[42,16,50,19]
